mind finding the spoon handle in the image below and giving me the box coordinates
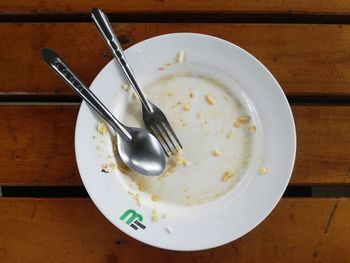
[41,48,132,142]
[91,7,153,113]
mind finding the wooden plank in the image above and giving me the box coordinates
[1,0,350,15]
[0,105,349,185]
[292,105,350,185]
[0,198,348,262]
[0,105,80,185]
[1,23,350,96]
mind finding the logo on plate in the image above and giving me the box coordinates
[120,209,147,230]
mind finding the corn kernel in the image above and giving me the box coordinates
[152,208,159,222]
[239,115,251,123]
[138,183,145,192]
[177,50,185,63]
[183,104,191,111]
[151,195,160,202]
[213,149,222,157]
[97,122,107,134]
[121,83,129,91]
[205,94,215,105]
[222,170,234,181]
[259,167,267,175]
[234,121,241,128]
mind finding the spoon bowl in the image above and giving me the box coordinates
[118,128,165,176]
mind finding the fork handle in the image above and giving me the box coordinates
[41,48,132,142]
[91,8,153,113]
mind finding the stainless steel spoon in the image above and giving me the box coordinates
[41,48,165,176]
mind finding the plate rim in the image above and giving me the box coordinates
[74,32,297,251]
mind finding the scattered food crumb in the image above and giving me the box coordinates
[234,121,241,128]
[132,91,138,100]
[189,91,194,98]
[160,150,189,178]
[167,91,174,96]
[183,104,191,111]
[166,62,172,66]
[97,122,107,134]
[177,50,185,63]
[259,167,267,175]
[227,131,235,139]
[196,112,204,118]
[108,162,117,170]
[138,183,145,192]
[168,167,177,173]
[101,162,118,170]
[121,83,129,91]
[151,195,160,202]
[205,94,215,105]
[152,208,159,222]
[172,154,189,166]
[127,191,140,206]
[248,125,257,132]
[101,169,109,173]
[183,159,190,166]
[118,162,132,175]
[222,170,234,181]
[165,226,173,234]
[239,115,251,123]
[213,149,222,157]
[158,67,164,71]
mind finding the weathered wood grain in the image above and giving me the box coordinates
[0,198,348,262]
[1,24,350,96]
[0,105,349,185]
[1,0,350,15]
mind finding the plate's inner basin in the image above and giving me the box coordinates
[99,71,261,209]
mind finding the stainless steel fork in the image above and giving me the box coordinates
[91,8,182,156]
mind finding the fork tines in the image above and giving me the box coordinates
[149,121,182,157]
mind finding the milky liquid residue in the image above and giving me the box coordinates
[118,73,257,207]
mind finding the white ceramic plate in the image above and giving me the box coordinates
[75,33,296,251]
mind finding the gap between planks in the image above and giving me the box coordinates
[1,185,350,198]
[1,95,350,105]
[1,13,350,24]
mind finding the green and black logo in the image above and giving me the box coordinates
[120,209,146,230]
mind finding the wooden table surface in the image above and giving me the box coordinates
[1,1,350,262]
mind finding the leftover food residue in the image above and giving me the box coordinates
[93,52,265,219]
